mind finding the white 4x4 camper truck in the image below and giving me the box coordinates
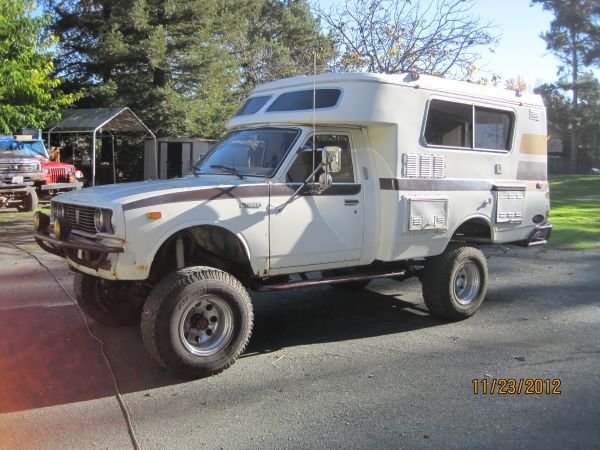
[34,73,552,378]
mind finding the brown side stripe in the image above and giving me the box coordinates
[123,185,269,211]
[123,183,363,211]
[516,161,547,181]
[270,184,362,197]
[380,178,494,191]
[520,134,547,155]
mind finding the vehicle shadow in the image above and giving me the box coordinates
[246,281,438,355]
[0,276,441,415]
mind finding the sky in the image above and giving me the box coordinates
[310,0,577,90]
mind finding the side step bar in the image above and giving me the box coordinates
[258,270,407,291]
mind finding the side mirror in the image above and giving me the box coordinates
[321,146,342,173]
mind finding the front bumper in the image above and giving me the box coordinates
[34,229,124,271]
[40,181,83,192]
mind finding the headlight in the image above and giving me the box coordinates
[51,202,64,220]
[53,218,71,240]
[94,208,115,234]
[33,211,50,232]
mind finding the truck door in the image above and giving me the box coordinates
[269,132,365,271]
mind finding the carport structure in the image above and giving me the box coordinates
[47,107,156,186]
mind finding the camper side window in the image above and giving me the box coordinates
[424,100,472,148]
[424,99,513,152]
[474,107,513,150]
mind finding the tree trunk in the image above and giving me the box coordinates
[570,29,579,173]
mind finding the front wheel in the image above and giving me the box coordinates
[141,266,253,379]
[73,273,147,326]
[17,188,38,212]
[421,244,488,321]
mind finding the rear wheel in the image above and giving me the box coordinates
[422,244,488,321]
[73,273,147,326]
[141,266,253,379]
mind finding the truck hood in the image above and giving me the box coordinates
[0,152,38,162]
[54,175,268,207]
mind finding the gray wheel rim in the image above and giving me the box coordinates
[179,295,234,357]
[453,260,481,305]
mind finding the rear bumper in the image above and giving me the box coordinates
[524,223,553,247]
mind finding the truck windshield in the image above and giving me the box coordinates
[0,139,47,158]
[194,128,300,178]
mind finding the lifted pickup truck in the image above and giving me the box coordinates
[0,136,42,211]
[34,72,552,378]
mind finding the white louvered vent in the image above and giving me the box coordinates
[402,153,446,178]
[433,155,446,178]
[434,216,446,227]
[403,153,420,178]
[420,154,433,178]
[411,216,424,229]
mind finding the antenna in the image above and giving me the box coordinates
[312,52,316,182]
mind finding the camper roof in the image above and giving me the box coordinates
[252,72,543,106]
[227,72,544,130]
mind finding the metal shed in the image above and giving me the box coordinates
[144,137,216,180]
[47,107,156,186]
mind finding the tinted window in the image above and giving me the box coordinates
[235,96,271,116]
[267,89,341,112]
[286,134,354,183]
[424,100,472,148]
[475,107,513,150]
[424,99,513,151]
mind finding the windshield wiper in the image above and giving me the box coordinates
[209,164,244,179]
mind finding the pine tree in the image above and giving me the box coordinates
[532,0,600,171]
[47,0,331,138]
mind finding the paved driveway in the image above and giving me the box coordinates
[1,213,599,449]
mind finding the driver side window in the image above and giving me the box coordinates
[286,134,354,183]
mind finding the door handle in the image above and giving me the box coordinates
[344,199,359,206]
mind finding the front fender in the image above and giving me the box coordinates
[115,218,258,280]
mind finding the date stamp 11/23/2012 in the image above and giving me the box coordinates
[472,378,562,395]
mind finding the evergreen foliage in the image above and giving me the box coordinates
[48,0,332,138]
[532,0,600,169]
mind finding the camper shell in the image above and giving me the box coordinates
[34,72,551,379]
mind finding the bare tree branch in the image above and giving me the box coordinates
[316,0,499,79]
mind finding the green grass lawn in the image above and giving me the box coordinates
[549,175,600,250]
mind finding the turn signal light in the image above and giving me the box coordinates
[146,211,162,219]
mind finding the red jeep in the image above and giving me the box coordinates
[14,135,83,197]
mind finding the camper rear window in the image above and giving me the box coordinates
[235,96,272,116]
[267,89,341,112]
[424,99,514,151]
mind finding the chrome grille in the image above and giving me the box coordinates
[62,203,97,234]
[0,161,38,173]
